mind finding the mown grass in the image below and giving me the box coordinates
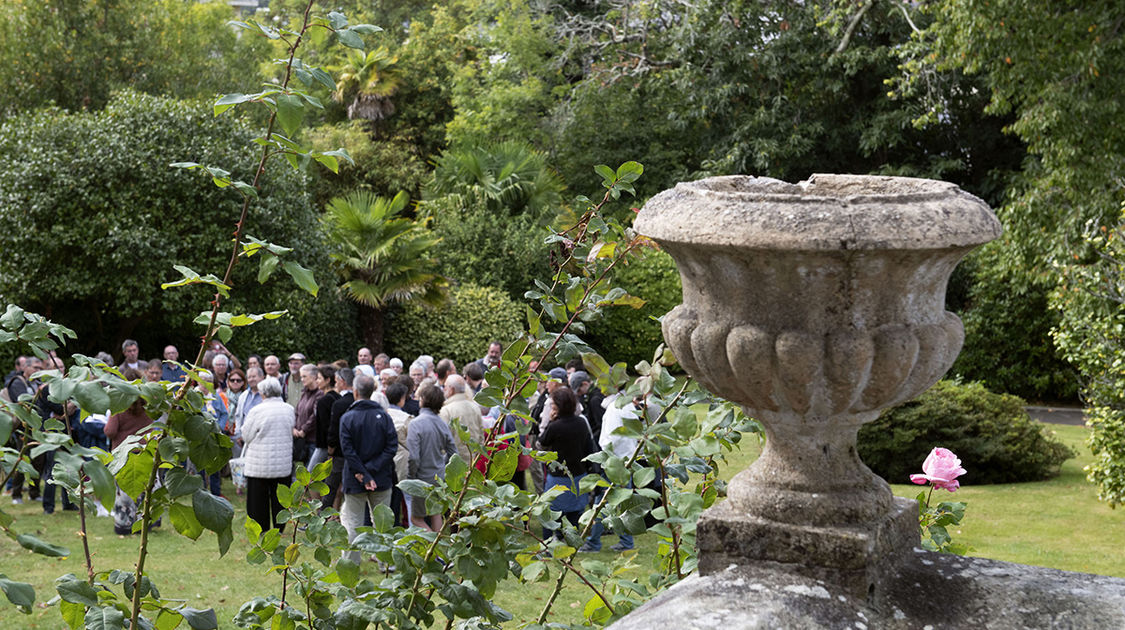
[1,422,1120,627]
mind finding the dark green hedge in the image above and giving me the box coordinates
[585,247,682,368]
[385,283,524,366]
[857,380,1075,485]
[0,91,346,360]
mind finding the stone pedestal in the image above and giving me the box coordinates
[614,174,1125,628]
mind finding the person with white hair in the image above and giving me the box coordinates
[389,357,403,374]
[242,377,295,531]
[416,355,435,378]
[439,374,485,463]
[408,362,426,388]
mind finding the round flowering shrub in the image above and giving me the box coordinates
[858,380,1075,485]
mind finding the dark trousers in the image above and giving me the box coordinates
[246,476,287,532]
[321,456,343,510]
[41,450,73,513]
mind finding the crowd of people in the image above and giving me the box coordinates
[3,338,647,553]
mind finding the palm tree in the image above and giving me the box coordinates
[425,141,565,218]
[323,191,448,351]
[331,46,401,123]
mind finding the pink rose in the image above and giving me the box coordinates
[909,447,966,492]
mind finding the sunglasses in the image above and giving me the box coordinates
[229,378,244,383]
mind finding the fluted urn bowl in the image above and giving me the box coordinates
[635,174,1000,527]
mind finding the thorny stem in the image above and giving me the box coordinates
[404,477,474,618]
[506,521,617,618]
[78,468,95,585]
[184,0,316,399]
[536,378,693,624]
[280,520,300,610]
[130,448,162,628]
[654,455,683,580]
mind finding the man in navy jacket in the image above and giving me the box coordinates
[338,374,398,562]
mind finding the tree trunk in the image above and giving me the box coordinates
[357,303,385,354]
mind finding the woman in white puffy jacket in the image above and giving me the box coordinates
[241,377,295,531]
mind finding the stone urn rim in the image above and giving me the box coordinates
[634,173,1002,251]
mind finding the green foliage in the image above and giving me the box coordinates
[0,91,329,357]
[0,0,270,114]
[1053,204,1125,507]
[586,247,682,368]
[951,247,1078,401]
[386,283,523,366]
[858,381,1075,486]
[446,1,1023,203]
[423,140,565,299]
[322,190,448,350]
[916,491,969,555]
[304,121,430,206]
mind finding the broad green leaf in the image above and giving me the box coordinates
[179,606,218,630]
[17,533,69,557]
[594,164,616,184]
[228,311,287,327]
[309,67,335,91]
[520,561,545,583]
[336,28,364,49]
[258,253,280,283]
[603,455,630,486]
[0,575,35,612]
[281,261,318,297]
[74,381,112,416]
[165,467,204,498]
[161,265,231,297]
[327,11,348,29]
[84,605,126,630]
[336,558,359,588]
[60,598,84,628]
[445,454,469,493]
[55,574,99,607]
[371,503,394,533]
[214,93,252,115]
[633,466,656,489]
[313,153,338,173]
[191,489,233,533]
[83,460,116,515]
[154,609,182,630]
[0,412,13,445]
[616,160,644,182]
[0,304,25,329]
[115,448,154,499]
[170,503,205,540]
[275,94,304,137]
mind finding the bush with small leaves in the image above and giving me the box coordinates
[386,283,524,367]
[858,380,1075,486]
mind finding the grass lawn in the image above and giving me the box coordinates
[1,422,1121,627]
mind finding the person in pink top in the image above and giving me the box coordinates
[104,369,155,534]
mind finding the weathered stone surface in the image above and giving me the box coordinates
[697,497,918,600]
[635,174,999,540]
[610,550,1125,630]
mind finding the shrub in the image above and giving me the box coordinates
[0,91,337,358]
[585,247,682,368]
[385,282,524,366]
[857,380,1075,485]
[304,121,430,208]
[951,247,1078,401]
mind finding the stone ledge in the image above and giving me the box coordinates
[610,550,1125,630]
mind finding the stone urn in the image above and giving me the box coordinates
[634,174,1001,594]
